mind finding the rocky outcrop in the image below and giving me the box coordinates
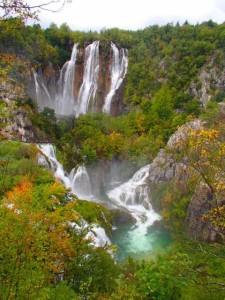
[0,78,34,142]
[0,78,49,143]
[149,119,204,185]
[4,107,34,142]
[0,78,26,103]
[189,56,225,108]
[149,149,176,184]
[148,119,225,242]
[0,99,37,142]
[186,182,221,242]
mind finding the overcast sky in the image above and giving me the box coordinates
[31,0,225,31]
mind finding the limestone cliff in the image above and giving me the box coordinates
[0,78,50,143]
[33,42,127,116]
[148,119,225,242]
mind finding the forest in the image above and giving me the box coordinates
[0,7,225,300]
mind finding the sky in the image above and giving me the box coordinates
[30,0,225,31]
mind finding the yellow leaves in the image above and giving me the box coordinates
[0,176,82,283]
[109,131,122,141]
[202,205,225,240]
[0,51,31,82]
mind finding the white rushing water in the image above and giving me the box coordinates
[33,44,78,115]
[38,144,110,247]
[33,70,53,111]
[33,41,128,116]
[103,42,128,114]
[56,44,78,115]
[37,144,71,189]
[38,144,162,256]
[69,166,93,200]
[75,41,100,116]
[107,165,161,253]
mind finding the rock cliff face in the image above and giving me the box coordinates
[189,57,225,108]
[148,119,224,242]
[149,119,203,184]
[0,78,49,143]
[0,78,26,103]
[185,182,216,242]
[33,42,128,117]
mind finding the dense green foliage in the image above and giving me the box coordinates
[0,142,119,299]
[2,20,225,165]
[1,19,225,300]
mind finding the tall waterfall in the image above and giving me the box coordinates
[56,44,78,115]
[103,42,128,114]
[33,44,78,115]
[75,41,100,116]
[33,41,128,117]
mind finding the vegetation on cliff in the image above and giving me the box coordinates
[0,19,225,299]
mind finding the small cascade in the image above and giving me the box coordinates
[33,70,53,111]
[69,166,93,200]
[75,41,100,116]
[87,224,111,247]
[38,145,165,257]
[38,144,71,189]
[56,43,78,115]
[107,165,160,255]
[38,144,110,247]
[103,42,128,114]
[107,165,152,209]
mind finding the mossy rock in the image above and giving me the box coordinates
[75,200,113,235]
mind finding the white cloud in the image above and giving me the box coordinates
[29,0,225,31]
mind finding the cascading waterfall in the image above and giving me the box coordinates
[37,144,72,189]
[33,70,53,111]
[75,41,100,116]
[102,42,128,114]
[38,144,166,257]
[56,43,78,115]
[33,44,78,115]
[38,144,109,247]
[107,165,161,254]
[69,166,93,200]
[33,41,128,116]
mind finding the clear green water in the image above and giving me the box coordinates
[111,224,171,261]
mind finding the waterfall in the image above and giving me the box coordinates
[33,70,53,111]
[69,166,93,200]
[75,41,100,116]
[33,44,78,116]
[107,165,160,253]
[38,144,163,256]
[103,42,128,114]
[33,41,128,116]
[37,144,72,189]
[107,165,152,209]
[56,43,78,115]
[38,144,110,247]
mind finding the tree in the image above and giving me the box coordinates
[171,128,225,241]
[0,177,80,298]
[0,0,71,22]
